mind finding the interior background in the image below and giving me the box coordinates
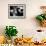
[0,0,46,39]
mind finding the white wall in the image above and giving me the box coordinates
[0,0,46,39]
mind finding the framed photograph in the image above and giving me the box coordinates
[8,4,26,19]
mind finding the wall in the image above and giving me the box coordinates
[0,0,46,40]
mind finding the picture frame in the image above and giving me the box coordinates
[8,4,26,19]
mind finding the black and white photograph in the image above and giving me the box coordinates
[8,4,26,19]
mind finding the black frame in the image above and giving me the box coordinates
[8,4,26,19]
